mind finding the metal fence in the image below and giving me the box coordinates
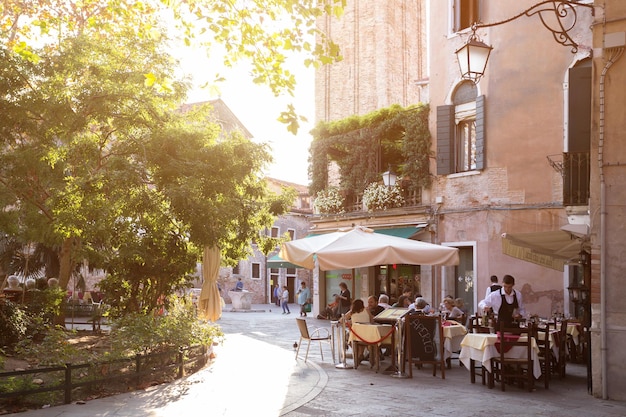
[0,344,208,408]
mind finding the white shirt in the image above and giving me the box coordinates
[478,288,526,317]
[485,284,502,299]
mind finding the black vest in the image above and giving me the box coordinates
[497,290,519,328]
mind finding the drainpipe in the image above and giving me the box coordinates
[598,44,624,400]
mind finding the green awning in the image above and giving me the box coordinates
[374,226,425,239]
[267,254,304,269]
[307,226,425,239]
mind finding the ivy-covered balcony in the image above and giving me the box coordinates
[309,103,431,217]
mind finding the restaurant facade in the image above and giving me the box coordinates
[308,0,626,400]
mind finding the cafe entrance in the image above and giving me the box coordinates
[454,247,475,316]
[376,264,421,305]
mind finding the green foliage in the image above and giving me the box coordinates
[109,296,224,356]
[0,301,32,350]
[309,104,432,197]
[0,0,346,134]
[0,287,65,352]
[0,1,326,314]
[0,375,40,403]
[16,326,88,366]
[0,29,288,313]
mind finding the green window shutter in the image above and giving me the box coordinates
[475,95,485,170]
[437,105,454,175]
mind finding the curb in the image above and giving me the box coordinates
[280,359,328,416]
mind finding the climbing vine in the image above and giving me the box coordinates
[308,103,432,199]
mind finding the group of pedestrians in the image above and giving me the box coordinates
[272,281,312,316]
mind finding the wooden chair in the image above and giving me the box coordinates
[454,314,467,327]
[468,315,491,334]
[534,323,552,389]
[554,319,568,378]
[466,315,489,383]
[404,314,446,379]
[489,322,535,392]
[350,323,394,373]
[295,318,332,363]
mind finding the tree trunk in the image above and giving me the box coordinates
[58,236,76,290]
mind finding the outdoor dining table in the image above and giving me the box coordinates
[348,322,395,371]
[459,332,542,381]
[442,320,468,359]
[567,322,581,345]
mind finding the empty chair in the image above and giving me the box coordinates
[468,315,491,334]
[490,322,535,392]
[534,324,552,389]
[465,316,489,384]
[554,319,569,378]
[295,318,332,363]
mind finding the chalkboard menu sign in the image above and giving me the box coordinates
[405,314,442,361]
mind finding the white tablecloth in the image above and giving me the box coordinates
[348,323,394,345]
[459,333,542,378]
[442,322,467,359]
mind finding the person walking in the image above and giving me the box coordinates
[273,283,281,306]
[281,285,290,314]
[297,281,311,317]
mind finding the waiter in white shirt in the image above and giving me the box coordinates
[478,274,526,328]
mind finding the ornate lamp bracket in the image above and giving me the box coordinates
[473,1,595,53]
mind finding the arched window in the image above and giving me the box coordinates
[437,81,485,175]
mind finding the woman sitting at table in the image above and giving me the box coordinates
[343,298,373,325]
[343,299,374,364]
[442,298,465,320]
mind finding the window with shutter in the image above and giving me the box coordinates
[437,82,485,175]
[453,0,480,33]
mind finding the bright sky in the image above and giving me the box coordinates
[178,47,314,187]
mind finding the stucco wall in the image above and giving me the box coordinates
[589,0,626,400]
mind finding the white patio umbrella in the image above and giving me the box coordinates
[278,226,459,270]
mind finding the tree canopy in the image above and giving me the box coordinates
[1,0,345,133]
[0,0,329,312]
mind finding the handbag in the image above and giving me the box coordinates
[305,303,312,313]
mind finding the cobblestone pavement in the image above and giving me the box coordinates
[8,304,626,417]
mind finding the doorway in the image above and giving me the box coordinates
[454,247,474,315]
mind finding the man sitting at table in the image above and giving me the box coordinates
[478,274,526,328]
[367,295,385,317]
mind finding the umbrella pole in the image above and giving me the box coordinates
[335,315,353,369]
[391,316,409,378]
[351,268,356,303]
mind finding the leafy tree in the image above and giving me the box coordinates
[0,0,345,134]
[0,0,344,313]
[0,29,287,313]
[309,104,432,197]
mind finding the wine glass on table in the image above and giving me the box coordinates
[512,308,520,327]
